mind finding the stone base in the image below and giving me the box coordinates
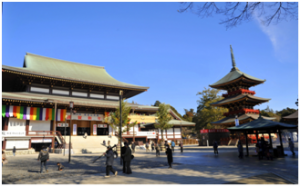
[4,149,36,155]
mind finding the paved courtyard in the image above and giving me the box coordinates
[2,145,298,184]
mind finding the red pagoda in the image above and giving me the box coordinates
[209,46,274,127]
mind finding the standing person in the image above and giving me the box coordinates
[104,146,117,177]
[171,141,175,152]
[179,141,183,153]
[213,141,218,155]
[103,140,106,146]
[121,142,127,173]
[2,150,7,166]
[151,142,155,151]
[289,138,295,156]
[146,142,149,152]
[165,145,173,168]
[237,140,243,159]
[37,146,49,173]
[131,142,136,154]
[12,146,16,156]
[155,143,160,157]
[122,143,132,174]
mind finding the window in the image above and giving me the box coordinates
[30,86,49,93]
[90,93,104,99]
[72,91,88,97]
[106,95,119,100]
[52,89,69,95]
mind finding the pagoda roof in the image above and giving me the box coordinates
[282,110,298,119]
[211,113,275,125]
[209,46,265,89]
[211,94,270,107]
[2,53,149,91]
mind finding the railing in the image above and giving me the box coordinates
[223,109,260,117]
[222,89,256,98]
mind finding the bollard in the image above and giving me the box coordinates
[207,140,209,146]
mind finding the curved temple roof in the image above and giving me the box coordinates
[211,94,270,106]
[3,53,149,90]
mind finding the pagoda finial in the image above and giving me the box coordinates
[230,45,236,68]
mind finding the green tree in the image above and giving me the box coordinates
[111,99,136,136]
[276,107,297,122]
[194,87,228,131]
[154,103,172,149]
[183,109,195,122]
[154,100,161,107]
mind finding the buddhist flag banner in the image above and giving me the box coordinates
[2,105,66,121]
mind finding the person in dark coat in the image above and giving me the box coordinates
[104,146,117,177]
[121,142,127,173]
[155,143,160,157]
[237,140,243,159]
[213,141,218,155]
[151,142,155,151]
[37,146,49,173]
[165,145,173,168]
[103,140,106,146]
[122,143,132,174]
[12,146,16,156]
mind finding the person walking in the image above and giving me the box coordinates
[155,143,160,157]
[146,142,149,152]
[171,141,175,152]
[289,138,295,156]
[151,142,155,151]
[37,146,49,173]
[165,145,173,168]
[104,146,117,177]
[121,142,127,173]
[122,143,132,174]
[237,140,243,159]
[103,140,106,146]
[131,142,136,154]
[213,141,218,155]
[12,146,16,156]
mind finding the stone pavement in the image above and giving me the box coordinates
[2,145,297,184]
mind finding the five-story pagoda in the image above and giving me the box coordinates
[209,46,274,127]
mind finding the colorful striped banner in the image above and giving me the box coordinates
[2,105,65,121]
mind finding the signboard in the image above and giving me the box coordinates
[98,124,108,128]
[2,131,26,137]
[57,123,69,127]
[31,139,52,143]
[66,113,103,121]
[147,131,156,139]
[93,124,97,135]
[200,129,230,133]
[73,124,77,135]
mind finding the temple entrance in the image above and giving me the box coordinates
[77,127,90,136]
[56,127,70,135]
[97,128,108,135]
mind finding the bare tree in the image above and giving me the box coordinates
[178,2,298,29]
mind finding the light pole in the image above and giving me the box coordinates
[69,101,74,163]
[119,90,123,165]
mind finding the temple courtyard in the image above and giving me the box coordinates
[2,145,298,184]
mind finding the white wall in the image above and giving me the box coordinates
[6,140,29,149]
[8,118,26,131]
[29,120,51,131]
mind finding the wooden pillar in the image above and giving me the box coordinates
[90,121,93,136]
[29,139,31,149]
[4,117,8,130]
[3,140,6,150]
[173,127,175,141]
[268,130,273,149]
[165,129,167,140]
[52,102,57,153]
[278,129,284,156]
[25,120,30,135]
[245,131,249,156]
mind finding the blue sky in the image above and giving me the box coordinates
[2,2,298,115]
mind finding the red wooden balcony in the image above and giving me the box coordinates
[222,89,256,98]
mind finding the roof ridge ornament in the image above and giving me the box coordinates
[230,45,239,71]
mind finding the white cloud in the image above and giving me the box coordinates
[253,12,298,63]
